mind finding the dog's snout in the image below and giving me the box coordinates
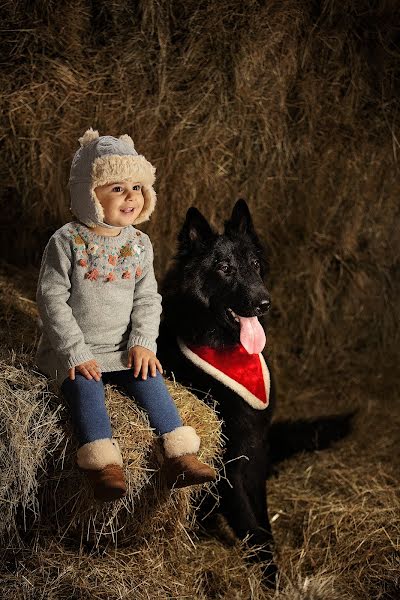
[256,298,271,316]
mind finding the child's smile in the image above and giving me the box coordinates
[94,179,145,233]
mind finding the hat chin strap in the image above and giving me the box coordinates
[93,195,131,230]
[96,220,127,230]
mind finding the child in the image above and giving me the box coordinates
[35,128,216,501]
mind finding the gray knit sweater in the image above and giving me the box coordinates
[35,222,162,385]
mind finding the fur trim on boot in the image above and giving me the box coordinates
[162,426,200,458]
[77,439,126,501]
[76,438,123,470]
[163,454,216,489]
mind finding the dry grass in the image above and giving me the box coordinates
[0,266,365,600]
[1,1,400,597]
[0,356,62,544]
[1,0,400,393]
[1,264,400,598]
[270,442,400,599]
[1,536,353,600]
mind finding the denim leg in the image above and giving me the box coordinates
[61,373,112,446]
[104,370,182,435]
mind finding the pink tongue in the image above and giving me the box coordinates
[238,315,266,354]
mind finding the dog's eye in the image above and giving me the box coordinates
[252,259,260,269]
[218,263,231,274]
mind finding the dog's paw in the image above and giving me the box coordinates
[260,558,278,588]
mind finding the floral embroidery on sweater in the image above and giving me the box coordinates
[68,224,145,283]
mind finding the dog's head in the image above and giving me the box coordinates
[174,199,271,349]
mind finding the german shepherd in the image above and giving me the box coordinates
[158,199,277,582]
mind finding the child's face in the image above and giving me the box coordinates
[94,180,145,227]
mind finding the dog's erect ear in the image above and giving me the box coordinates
[178,207,215,250]
[224,199,256,236]
[225,198,267,260]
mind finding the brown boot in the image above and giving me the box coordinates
[76,438,126,502]
[163,454,216,489]
[82,464,127,502]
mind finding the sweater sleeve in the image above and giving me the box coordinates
[36,231,95,369]
[128,236,162,354]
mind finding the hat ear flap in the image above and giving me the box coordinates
[134,185,156,225]
[91,188,105,223]
[119,134,136,150]
[79,128,99,147]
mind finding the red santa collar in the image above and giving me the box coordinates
[177,338,270,410]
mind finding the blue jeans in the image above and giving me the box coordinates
[61,369,182,446]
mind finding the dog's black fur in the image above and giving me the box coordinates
[158,200,277,581]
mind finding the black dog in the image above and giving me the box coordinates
[158,199,277,582]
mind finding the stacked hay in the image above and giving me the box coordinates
[1,0,400,596]
[1,0,399,392]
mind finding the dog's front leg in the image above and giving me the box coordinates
[219,471,277,586]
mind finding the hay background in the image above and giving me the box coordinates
[2,0,400,391]
[1,0,400,598]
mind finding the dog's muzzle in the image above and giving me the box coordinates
[254,298,271,316]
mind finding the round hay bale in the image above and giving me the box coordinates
[0,351,222,548]
[37,377,222,547]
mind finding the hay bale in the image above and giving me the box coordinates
[37,376,222,547]
[0,358,62,545]
[0,353,222,549]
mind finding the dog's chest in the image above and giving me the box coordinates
[177,339,270,410]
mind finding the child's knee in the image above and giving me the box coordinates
[61,372,103,398]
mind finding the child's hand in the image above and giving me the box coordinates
[69,359,102,382]
[127,346,163,380]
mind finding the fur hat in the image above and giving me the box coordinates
[68,128,156,229]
